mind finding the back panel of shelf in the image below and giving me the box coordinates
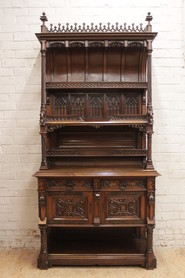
[46,46,147,83]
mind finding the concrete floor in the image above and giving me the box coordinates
[0,248,185,278]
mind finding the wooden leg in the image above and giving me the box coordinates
[38,224,48,269]
[146,226,156,270]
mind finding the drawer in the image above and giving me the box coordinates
[47,178,93,191]
[99,178,146,192]
[100,191,146,225]
[47,192,93,225]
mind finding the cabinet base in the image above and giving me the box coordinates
[37,253,157,269]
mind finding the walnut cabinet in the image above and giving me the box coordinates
[34,12,159,269]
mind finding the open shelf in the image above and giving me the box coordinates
[46,227,146,266]
[48,227,146,253]
[46,118,148,128]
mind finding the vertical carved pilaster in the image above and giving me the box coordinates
[93,179,100,225]
[39,193,46,221]
[147,178,155,221]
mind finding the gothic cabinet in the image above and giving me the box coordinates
[34,12,159,269]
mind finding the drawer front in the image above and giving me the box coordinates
[99,178,146,192]
[47,179,93,192]
[47,192,93,225]
[100,192,146,225]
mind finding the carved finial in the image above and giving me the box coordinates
[40,12,48,33]
[145,12,153,32]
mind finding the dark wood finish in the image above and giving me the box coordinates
[34,12,158,269]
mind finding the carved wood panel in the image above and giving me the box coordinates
[47,192,93,224]
[101,192,145,224]
[108,198,137,217]
[50,92,141,118]
[56,198,86,218]
[100,179,146,191]
[47,179,93,191]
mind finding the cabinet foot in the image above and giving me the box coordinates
[145,254,157,270]
[37,254,49,269]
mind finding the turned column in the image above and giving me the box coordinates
[39,15,48,169]
[37,179,48,269]
[146,39,154,169]
[146,177,156,269]
[38,222,48,269]
[145,12,154,170]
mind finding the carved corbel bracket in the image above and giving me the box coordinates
[129,124,146,132]
[47,125,65,132]
[39,192,46,207]
[146,123,153,135]
[40,107,46,126]
[148,191,155,205]
[147,105,154,125]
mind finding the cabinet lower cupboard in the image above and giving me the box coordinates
[34,12,159,269]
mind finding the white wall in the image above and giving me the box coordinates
[0,0,185,248]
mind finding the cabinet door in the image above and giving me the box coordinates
[100,191,146,225]
[47,192,93,225]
